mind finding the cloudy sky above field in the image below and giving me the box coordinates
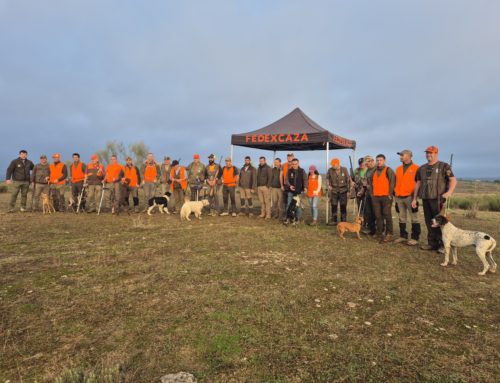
[1,0,499,177]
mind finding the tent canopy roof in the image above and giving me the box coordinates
[231,107,356,151]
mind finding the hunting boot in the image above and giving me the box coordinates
[238,199,246,216]
[247,199,254,217]
[381,233,393,243]
[408,223,421,246]
[394,223,408,243]
[340,212,347,222]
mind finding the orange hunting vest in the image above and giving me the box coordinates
[170,167,187,190]
[282,163,291,183]
[123,165,139,187]
[144,163,158,182]
[222,166,237,187]
[372,167,389,197]
[105,163,122,183]
[49,162,66,185]
[71,162,85,183]
[307,175,322,198]
[394,163,419,197]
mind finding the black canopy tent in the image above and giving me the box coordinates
[230,107,357,222]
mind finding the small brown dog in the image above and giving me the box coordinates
[42,193,55,214]
[337,216,363,240]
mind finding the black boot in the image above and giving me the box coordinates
[340,213,347,222]
[411,223,421,239]
[329,215,338,226]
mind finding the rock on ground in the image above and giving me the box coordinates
[160,371,197,383]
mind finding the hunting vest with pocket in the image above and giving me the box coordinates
[143,163,158,183]
[222,166,237,187]
[418,162,448,200]
[206,164,221,180]
[170,167,187,190]
[33,163,50,184]
[307,175,322,198]
[372,167,390,197]
[395,163,419,197]
[105,163,123,183]
[160,164,171,184]
[187,162,205,185]
[124,165,139,187]
[86,162,105,185]
[49,162,66,185]
[328,167,349,193]
[71,162,86,183]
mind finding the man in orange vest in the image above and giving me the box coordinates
[120,156,141,213]
[141,153,161,210]
[103,154,124,214]
[220,157,240,217]
[280,153,294,218]
[70,153,87,211]
[394,150,421,245]
[85,154,105,213]
[170,160,188,213]
[49,153,68,212]
[368,154,396,243]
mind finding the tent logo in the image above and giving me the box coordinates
[245,133,309,144]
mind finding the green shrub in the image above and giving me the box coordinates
[0,184,8,193]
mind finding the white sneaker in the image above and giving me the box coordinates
[394,237,407,244]
[231,212,237,217]
[220,212,229,216]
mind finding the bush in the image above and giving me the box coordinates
[0,184,8,193]
[449,195,500,212]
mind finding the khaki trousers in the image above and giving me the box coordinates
[271,187,283,219]
[257,186,271,218]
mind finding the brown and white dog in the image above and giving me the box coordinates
[337,216,363,240]
[41,193,55,214]
[432,214,497,276]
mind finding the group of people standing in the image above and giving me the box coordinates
[5,145,456,252]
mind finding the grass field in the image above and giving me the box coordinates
[1,186,499,382]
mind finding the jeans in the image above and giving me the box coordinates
[308,196,319,220]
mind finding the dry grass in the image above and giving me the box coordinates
[0,189,499,382]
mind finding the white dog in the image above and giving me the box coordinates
[433,214,497,276]
[180,199,209,221]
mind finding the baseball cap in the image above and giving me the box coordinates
[287,152,294,157]
[171,160,179,166]
[208,154,215,159]
[331,158,340,166]
[40,154,47,159]
[91,154,99,160]
[364,155,374,162]
[164,156,170,160]
[52,153,60,159]
[397,149,413,156]
[193,154,200,159]
[225,156,232,162]
[425,146,439,153]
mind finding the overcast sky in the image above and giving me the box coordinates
[1,0,499,178]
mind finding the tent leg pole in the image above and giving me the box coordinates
[326,143,330,224]
[230,145,234,161]
[352,148,356,218]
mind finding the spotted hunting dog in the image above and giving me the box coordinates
[432,215,497,276]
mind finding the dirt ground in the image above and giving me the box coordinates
[0,188,499,382]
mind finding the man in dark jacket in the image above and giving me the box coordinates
[5,150,34,212]
[238,156,257,216]
[270,158,283,219]
[256,156,272,219]
[31,155,51,211]
[326,158,351,225]
[285,158,307,221]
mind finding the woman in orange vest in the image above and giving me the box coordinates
[306,165,322,225]
[394,150,421,245]
[369,154,396,243]
[49,153,68,212]
[70,153,87,211]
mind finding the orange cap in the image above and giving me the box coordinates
[331,158,340,166]
[425,146,438,153]
[193,154,200,159]
[91,154,99,160]
[52,153,60,159]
